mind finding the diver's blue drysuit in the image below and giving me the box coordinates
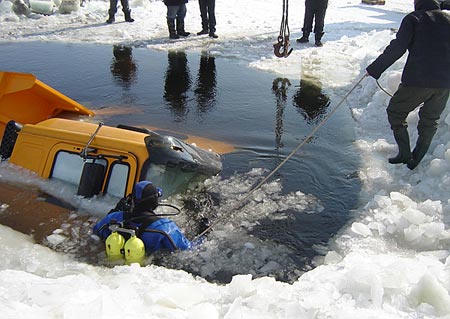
[93,211,194,252]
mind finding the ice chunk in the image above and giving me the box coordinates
[404,225,424,242]
[422,222,445,237]
[30,0,56,15]
[228,275,256,297]
[351,222,372,237]
[427,159,449,176]
[46,233,67,246]
[403,208,428,224]
[324,251,342,264]
[188,303,219,319]
[409,273,450,315]
[445,149,450,162]
[418,199,442,216]
[390,192,417,209]
[259,261,281,273]
[386,71,401,93]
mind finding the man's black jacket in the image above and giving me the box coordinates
[367,0,450,89]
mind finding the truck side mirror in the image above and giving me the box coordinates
[77,162,105,197]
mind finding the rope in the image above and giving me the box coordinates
[280,0,290,39]
[195,74,369,239]
[376,79,394,97]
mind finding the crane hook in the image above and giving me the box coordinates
[273,36,293,58]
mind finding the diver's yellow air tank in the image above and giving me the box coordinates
[105,231,125,260]
[124,235,145,265]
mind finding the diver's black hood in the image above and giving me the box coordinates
[414,0,441,10]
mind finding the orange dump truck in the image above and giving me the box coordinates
[0,71,224,199]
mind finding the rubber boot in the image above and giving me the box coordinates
[176,19,190,37]
[315,32,324,47]
[124,9,134,23]
[388,127,412,164]
[407,135,433,170]
[197,29,208,35]
[167,19,179,39]
[106,12,115,24]
[296,31,310,43]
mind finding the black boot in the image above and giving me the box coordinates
[124,10,134,22]
[197,29,208,35]
[296,31,310,43]
[167,19,179,39]
[176,19,190,37]
[106,13,115,24]
[407,135,434,170]
[388,127,412,164]
[315,32,324,47]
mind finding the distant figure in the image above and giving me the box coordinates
[366,0,450,169]
[296,0,328,46]
[110,45,137,89]
[164,0,190,39]
[106,0,134,24]
[196,0,218,38]
[93,181,209,258]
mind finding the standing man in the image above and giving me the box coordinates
[296,0,328,46]
[106,0,134,24]
[164,0,191,39]
[196,0,218,38]
[366,0,450,170]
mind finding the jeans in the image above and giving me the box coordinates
[166,4,187,20]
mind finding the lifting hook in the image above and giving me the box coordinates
[273,35,293,58]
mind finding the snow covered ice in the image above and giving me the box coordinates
[1,0,450,318]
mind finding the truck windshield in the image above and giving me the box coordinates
[143,134,222,196]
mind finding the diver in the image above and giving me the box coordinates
[93,181,210,264]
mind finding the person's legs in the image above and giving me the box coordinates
[207,0,216,33]
[313,4,327,46]
[386,85,425,164]
[297,1,314,42]
[167,5,180,39]
[120,0,134,22]
[106,0,119,23]
[198,0,209,33]
[408,88,450,169]
[176,4,190,36]
[313,4,327,34]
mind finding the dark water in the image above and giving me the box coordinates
[0,41,361,282]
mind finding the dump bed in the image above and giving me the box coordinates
[0,71,94,139]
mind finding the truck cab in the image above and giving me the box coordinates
[0,71,223,199]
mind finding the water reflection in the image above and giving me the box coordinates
[194,52,217,113]
[272,78,291,149]
[110,45,137,89]
[163,51,218,120]
[164,51,192,119]
[292,79,330,124]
